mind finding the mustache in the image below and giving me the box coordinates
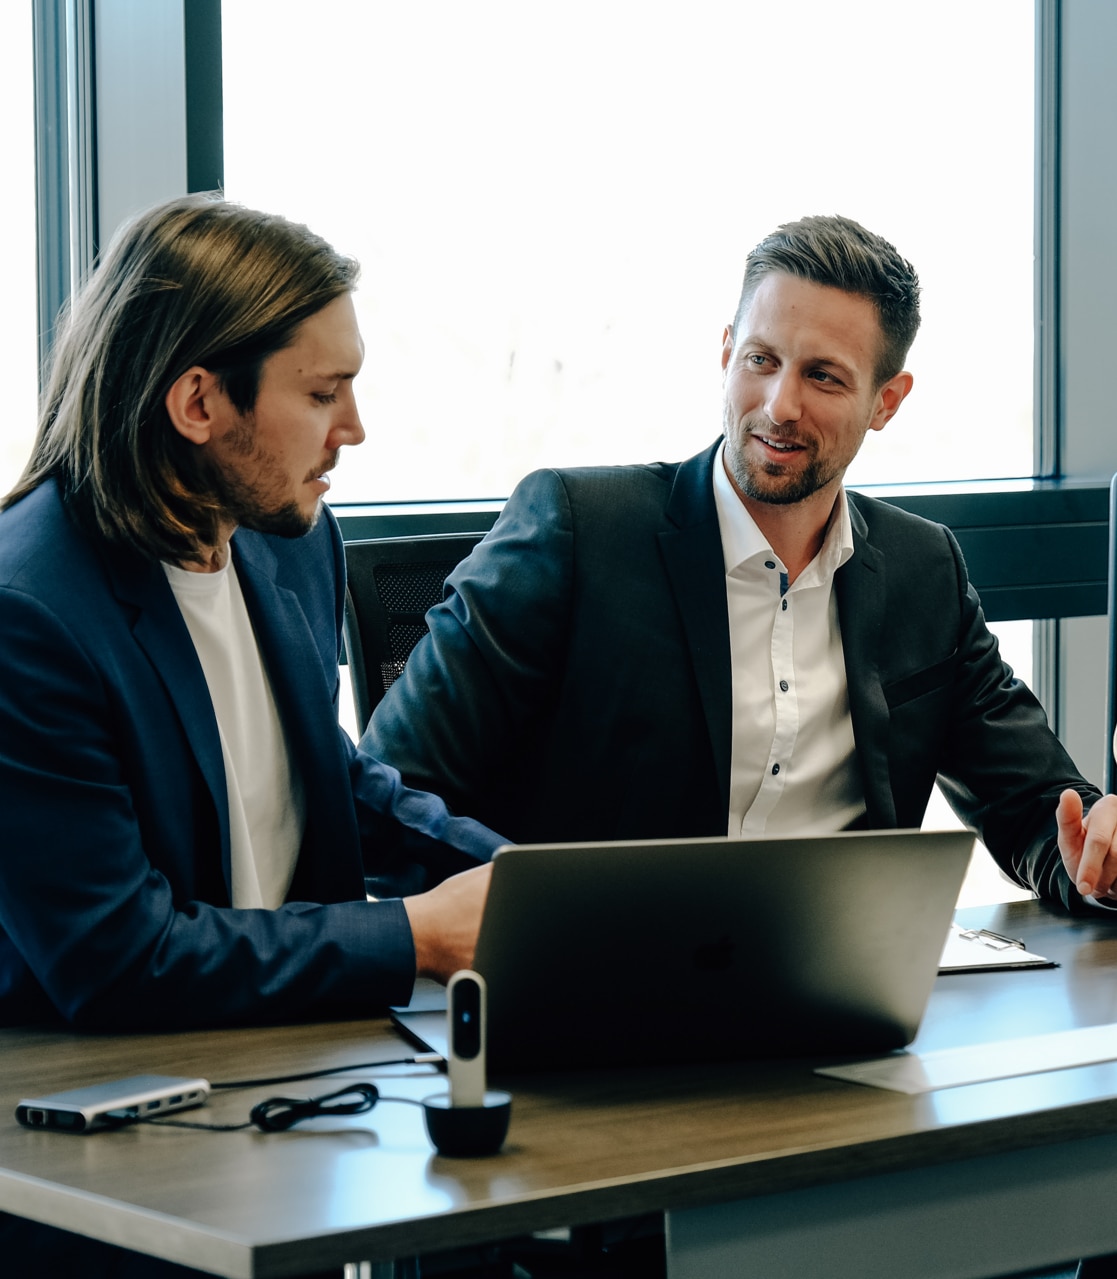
[305,452,339,483]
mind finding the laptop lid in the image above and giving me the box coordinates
[392,828,974,1071]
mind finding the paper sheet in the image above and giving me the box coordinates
[816,1023,1117,1094]
[939,922,1054,973]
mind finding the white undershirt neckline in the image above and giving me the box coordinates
[163,551,305,909]
[711,443,866,837]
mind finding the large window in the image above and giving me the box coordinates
[222,0,1034,504]
[1,2,38,497]
[223,0,1040,906]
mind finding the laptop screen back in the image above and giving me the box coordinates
[393,829,974,1071]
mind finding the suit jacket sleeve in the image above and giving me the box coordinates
[851,512,1100,912]
[0,495,502,1030]
[363,468,575,828]
[0,598,402,1027]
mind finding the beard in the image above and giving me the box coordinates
[220,483,320,539]
[206,417,329,539]
[722,407,844,507]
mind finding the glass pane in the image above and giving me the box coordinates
[222,0,1034,504]
[928,619,1038,907]
[0,3,38,495]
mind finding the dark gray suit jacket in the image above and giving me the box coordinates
[365,440,1099,910]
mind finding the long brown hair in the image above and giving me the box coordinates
[5,193,358,562]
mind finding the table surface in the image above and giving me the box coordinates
[4,899,1117,1278]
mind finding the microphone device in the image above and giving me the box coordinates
[422,970,511,1156]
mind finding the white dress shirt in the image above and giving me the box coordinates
[164,550,305,909]
[712,443,866,837]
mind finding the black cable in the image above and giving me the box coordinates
[250,1082,381,1131]
[143,1115,255,1132]
[210,1053,441,1091]
[141,1082,428,1133]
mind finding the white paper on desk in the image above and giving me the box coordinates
[939,922,1054,973]
[816,1023,1117,1094]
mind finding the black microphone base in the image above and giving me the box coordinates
[422,1090,512,1156]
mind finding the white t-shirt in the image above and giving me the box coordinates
[164,552,305,909]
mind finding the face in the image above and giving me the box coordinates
[204,292,366,538]
[720,272,911,512]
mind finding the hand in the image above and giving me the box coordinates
[1056,789,1117,899]
[402,861,492,984]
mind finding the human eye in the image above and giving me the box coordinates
[312,391,338,405]
[744,351,771,370]
[807,367,842,386]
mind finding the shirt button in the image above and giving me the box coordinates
[779,679,789,692]
[771,763,780,775]
[781,599,788,611]
[764,560,776,570]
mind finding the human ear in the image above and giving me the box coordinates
[868,370,914,432]
[164,367,228,446]
[721,326,734,373]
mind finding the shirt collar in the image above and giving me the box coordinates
[711,440,854,582]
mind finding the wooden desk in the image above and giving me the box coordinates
[2,899,1117,1278]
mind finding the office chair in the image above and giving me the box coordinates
[343,532,487,731]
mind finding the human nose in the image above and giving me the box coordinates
[764,370,802,425]
[331,391,366,449]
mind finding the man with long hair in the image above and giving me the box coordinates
[0,193,498,1038]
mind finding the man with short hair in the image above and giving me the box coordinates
[366,214,1117,909]
[0,193,500,1038]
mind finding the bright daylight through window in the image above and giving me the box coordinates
[222,1,1038,905]
[4,2,1038,906]
[221,0,1034,506]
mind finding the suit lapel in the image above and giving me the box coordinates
[835,496,896,827]
[233,534,364,902]
[657,442,733,818]
[104,548,232,869]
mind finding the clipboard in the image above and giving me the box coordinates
[938,922,1056,973]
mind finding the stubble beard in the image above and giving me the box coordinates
[206,416,324,540]
[722,407,840,507]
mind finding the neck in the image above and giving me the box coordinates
[179,523,236,574]
[739,488,840,584]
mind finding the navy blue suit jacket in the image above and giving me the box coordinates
[0,479,504,1029]
[366,440,1099,911]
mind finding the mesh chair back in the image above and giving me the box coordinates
[343,533,487,730]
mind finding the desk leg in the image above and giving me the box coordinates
[666,1132,1117,1279]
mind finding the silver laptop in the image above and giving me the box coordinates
[392,829,974,1071]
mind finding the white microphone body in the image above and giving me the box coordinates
[447,969,487,1108]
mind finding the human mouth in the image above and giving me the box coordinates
[754,434,806,455]
[307,455,338,490]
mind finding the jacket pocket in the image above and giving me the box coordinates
[883,652,957,710]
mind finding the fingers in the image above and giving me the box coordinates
[1060,790,1117,898]
[403,862,493,984]
[1056,787,1084,854]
